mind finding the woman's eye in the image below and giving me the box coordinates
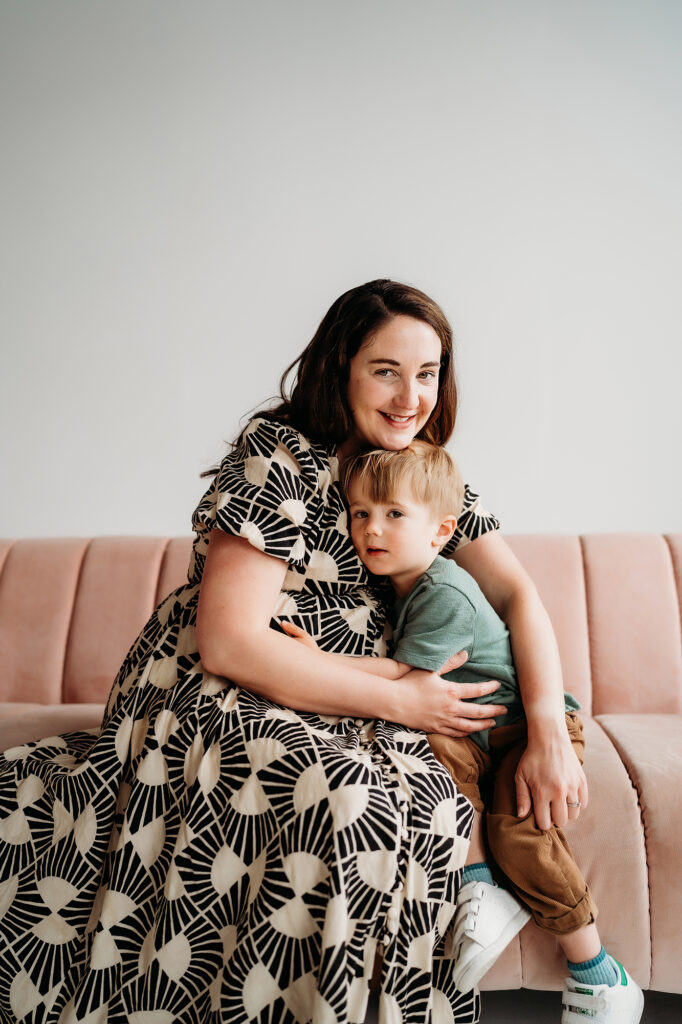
[418,370,438,381]
[375,368,396,378]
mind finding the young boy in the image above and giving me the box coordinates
[283,441,643,1023]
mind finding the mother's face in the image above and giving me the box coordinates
[344,315,442,454]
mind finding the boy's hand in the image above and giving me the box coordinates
[439,649,469,675]
[280,621,319,650]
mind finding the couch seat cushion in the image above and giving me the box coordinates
[596,713,682,993]
[0,703,104,749]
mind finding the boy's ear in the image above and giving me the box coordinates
[434,514,457,549]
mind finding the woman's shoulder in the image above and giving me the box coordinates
[191,416,336,570]
[239,414,310,448]
[232,415,333,473]
[213,415,337,507]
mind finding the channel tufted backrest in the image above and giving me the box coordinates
[505,535,593,712]
[0,538,89,704]
[62,537,192,704]
[0,534,680,713]
[507,534,682,715]
[0,537,193,705]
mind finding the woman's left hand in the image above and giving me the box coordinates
[515,728,588,831]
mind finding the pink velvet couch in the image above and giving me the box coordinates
[1,534,681,995]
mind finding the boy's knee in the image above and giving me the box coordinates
[485,808,543,863]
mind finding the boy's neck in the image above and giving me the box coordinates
[390,554,441,599]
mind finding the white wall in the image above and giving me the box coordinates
[1,0,680,538]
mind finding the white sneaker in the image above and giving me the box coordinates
[448,880,531,992]
[562,962,644,1023]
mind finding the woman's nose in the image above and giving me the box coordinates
[395,377,418,409]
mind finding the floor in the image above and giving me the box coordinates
[365,988,682,1022]
[481,988,681,1022]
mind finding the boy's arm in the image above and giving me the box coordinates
[345,656,412,679]
[280,621,412,678]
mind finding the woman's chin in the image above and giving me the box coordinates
[356,418,423,451]
[378,432,417,450]
[369,425,416,449]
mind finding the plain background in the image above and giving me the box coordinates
[1,0,680,539]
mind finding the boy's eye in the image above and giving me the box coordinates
[352,510,368,519]
[388,510,404,519]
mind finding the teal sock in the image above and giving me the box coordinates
[568,947,620,987]
[462,862,495,887]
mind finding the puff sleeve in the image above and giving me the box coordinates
[192,417,322,569]
[441,484,500,556]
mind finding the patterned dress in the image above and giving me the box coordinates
[0,417,499,1024]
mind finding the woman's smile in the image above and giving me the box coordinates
[380,412,417,426]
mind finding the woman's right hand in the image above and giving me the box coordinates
[392,653,506,736]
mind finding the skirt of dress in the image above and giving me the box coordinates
[0,587,478,1024]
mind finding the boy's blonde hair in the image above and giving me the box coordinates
[340,440,464,521]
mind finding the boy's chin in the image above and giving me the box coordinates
[361,561,391,579]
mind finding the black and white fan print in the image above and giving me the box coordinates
[0,417,499,1022]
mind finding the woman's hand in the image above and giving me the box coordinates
[515,728,589,831]
[392,659,506,736]
[280,621,319,650]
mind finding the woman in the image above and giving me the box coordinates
[0,280,582,1023]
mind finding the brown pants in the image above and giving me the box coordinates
[428,712,597,936]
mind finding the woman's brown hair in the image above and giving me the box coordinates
[263,279,457,446]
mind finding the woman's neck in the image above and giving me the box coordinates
[336,435,361,468]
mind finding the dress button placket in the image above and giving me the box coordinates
[380,782,411,948]
[386,904,400,935]
[369,743,412,957]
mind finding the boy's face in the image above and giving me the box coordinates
[347,479,456,597]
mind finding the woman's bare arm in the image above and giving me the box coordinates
[453,530,588,830]
[196,530,506,734]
